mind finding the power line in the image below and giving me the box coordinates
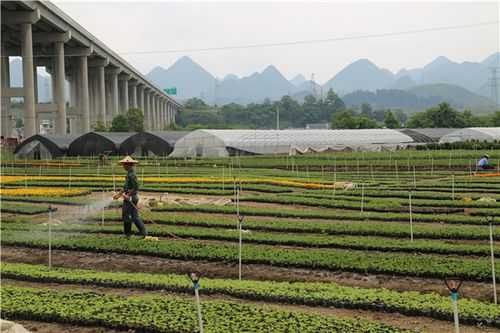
[118,20,499,56]
[3,20,498,59]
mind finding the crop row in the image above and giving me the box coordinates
[240,194,500,215]
[15,180,295,193]
[153,204,493,225]
[2,229,499,282]
[1,285,413,333]
[4,221,498,257]
[303,189,489,201]
[0,187,90,197]
[0,202,55,215]
[0,195,88,205]
[95,210,500,241]
[3,262,499,327]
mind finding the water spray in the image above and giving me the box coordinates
[188,272,204,333]
[444,278,463,333]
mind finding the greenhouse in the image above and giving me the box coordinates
[119,131,188,156]
[67,132,135,156]
[439,127,500,143]
[170,129,415,158]
[14,135,78,159]
[399,128,457,143]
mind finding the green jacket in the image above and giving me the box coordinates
[123,168,139,196]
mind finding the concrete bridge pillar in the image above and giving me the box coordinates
[129,81,138,109]
[78,56,90,133]
[118,73,129,114]
[21,23,36,137]
[144,88,151,130]
[137,85,144,111]
[1,44,11,137]
[53,41,67,134]
[96,65,106,125]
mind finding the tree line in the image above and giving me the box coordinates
[179,91,499,130]
[93,91,500,132]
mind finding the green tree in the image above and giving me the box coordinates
[384,110,400,128]
[492,111,500,126]
[393,109,408,126]
[325,89,345,110]
[110,115,129,132]
[184,97,208,110]
[357,116,379,129]
[93,121,107,132]
[360,103,373,118]
[127,108,144,132]
[406,102,466,128]
[332,110,358,129]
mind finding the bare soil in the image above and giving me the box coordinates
[16,320,130,333]
[2,246,496,302]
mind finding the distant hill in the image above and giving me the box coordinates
[408,84,496,111]
[342,89,441,111]
[146,56,216,103]
[290,74,306,86]
[389,76,416,90]
[220,65,295,104]
[343,84,496,112]
[322,59,394,95]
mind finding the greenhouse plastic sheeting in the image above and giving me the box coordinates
[170,129,415,158]
[439,127,500,143]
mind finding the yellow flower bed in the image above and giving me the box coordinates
[0,187,89,197]
[2,162,81,167]
[0,175,334,189]
[141,177,334,189]
[0,176,28,184]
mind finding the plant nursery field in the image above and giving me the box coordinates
[1,149,500,333]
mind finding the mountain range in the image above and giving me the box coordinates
[8,53,499,112]
[146,53,500,111]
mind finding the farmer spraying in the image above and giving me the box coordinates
[478,154,495,170]
[113,156,148,238]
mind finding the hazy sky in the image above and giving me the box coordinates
[54,1,499,83]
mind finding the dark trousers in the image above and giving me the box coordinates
[122,197,147,236]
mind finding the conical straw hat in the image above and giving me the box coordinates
[119,155,139,164]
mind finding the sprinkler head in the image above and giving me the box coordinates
[444,278,463,293]
[189,271,201,283]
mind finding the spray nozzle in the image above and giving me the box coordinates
[444,278,463,294]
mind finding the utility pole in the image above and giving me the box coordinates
[276,105,280,130]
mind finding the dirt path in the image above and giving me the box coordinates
[2,279,497,333]
[2,246,495,302]
[15,320,128,333]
